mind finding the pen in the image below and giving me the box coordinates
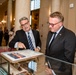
[47,61,51,68]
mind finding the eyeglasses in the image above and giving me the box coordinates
[21,21,29,26]
[47,21,61,27]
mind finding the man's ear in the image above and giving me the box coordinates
[59,22,63,26]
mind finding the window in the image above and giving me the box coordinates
[31,0,40,10]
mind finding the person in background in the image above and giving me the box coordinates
[4,27,9,46]
[8,27,15,42]
[45,11,76,75]
[9,17,41,51]
[0,27,3,46]
[33,24,39,31]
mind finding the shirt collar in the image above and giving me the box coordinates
[26,29,32,34]
[56,26,63,34]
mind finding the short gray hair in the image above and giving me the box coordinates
[19,17,29,23]
[50,11,64,22]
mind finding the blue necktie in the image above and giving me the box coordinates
[28,32,34,50]
[50,32,56,44]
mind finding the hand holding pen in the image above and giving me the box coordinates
[45,61,56,75]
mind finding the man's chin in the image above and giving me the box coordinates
[24,29,29,32]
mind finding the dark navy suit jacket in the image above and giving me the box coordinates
[45,27,76,63]
[45,27,76,75]
[9,29,41,50]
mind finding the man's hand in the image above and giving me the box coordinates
[17,42,26,49]
[45,67,53,75]
[34,47,40,52]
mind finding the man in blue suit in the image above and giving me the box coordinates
[9,17,41,52]
[45,11,76,75]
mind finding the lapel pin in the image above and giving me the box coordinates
[59,34,62,36]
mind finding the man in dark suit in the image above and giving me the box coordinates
[0,27,3,46]
[9,17,41,52]
[45,12,76,75]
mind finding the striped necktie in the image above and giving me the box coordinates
[28,32,34,50]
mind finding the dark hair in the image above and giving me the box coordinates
[11,27,14,31]
[19,17,29,23]
[50,11,64,22]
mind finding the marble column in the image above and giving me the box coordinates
[15,0,31,31]
[51,0,60,12]
[7,0,12,31]
[39,0,51,53]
